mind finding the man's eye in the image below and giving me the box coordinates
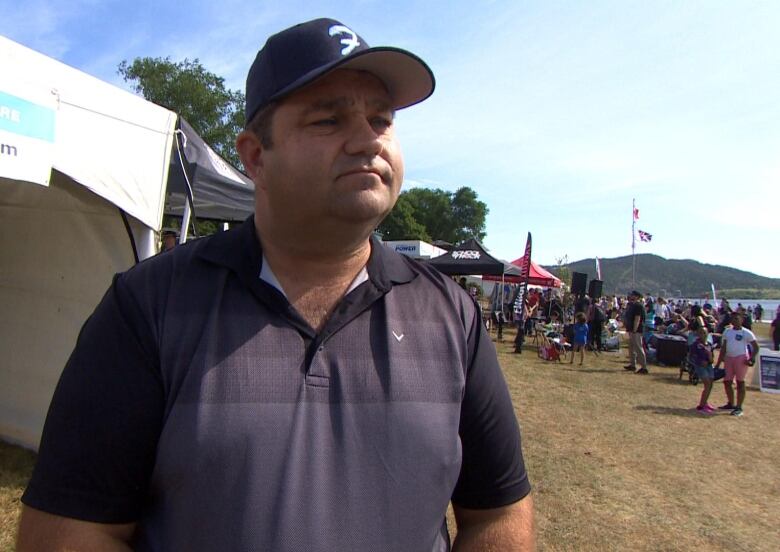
[312,118,337,126]
[372,117,393,130]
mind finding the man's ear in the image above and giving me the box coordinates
[236,130,264,180]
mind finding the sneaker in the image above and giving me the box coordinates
[623,365,636,371]
[635,368,649,374]
[731,407,743,417]
[703,404,717,413]
[696,405,715,414]
[718,403,736,410]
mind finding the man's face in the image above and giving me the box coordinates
[162,235,176,251]
[243,69,403,237]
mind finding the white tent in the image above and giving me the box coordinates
[0,36,178,448]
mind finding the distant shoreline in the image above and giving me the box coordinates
[714,289,780,300]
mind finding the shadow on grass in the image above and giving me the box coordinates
[634,405,719,418]
[647,372,699,387]
[561,368,616,374]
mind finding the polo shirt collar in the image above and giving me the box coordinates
[198,215,417,292]
[366,233,417,290]
[198,214,263,283]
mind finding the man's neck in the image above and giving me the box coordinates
[256,226,373,331]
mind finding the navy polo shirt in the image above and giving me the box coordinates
[23,217,530,551]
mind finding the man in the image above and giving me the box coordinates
[715,311,758,417]
[160,229,177,252]
[737,306,753,330]
[623,290,648,374]
[17,18,533,551]
[656,296,671,323]
[587,300,605,352]
[574,293,590,316]
[665,312,689,336]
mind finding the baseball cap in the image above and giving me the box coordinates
[245,18,435,123]
[630,290,642,298]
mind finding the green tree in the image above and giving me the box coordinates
[378,187,488,243]
[377,194,431,241]
[451,187,488,243]
[118,57,244,167]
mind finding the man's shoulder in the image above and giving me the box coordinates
[376,248,477,311]
[394,253,470,294]
[134,231,223,270]
[120,226,247,294]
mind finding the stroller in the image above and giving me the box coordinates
[537,328,570,362]
[679,355,700,385]
[679,337,726,385]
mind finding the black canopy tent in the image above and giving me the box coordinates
[165,117,254,224]
[427,239,520,336]
[426,238,522,277]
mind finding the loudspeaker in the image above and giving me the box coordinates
[571,272,587,296]
[588,279,604,299]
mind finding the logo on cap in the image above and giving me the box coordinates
[328,25,360,55]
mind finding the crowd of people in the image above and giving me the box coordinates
[487,284,778,415]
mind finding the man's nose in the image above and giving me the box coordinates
[343,118,384,157]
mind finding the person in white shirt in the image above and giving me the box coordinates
[655,297,670,322]
[715,311,758,416]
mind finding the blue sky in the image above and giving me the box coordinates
[3,0,779,279]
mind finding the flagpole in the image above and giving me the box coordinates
[632,198,636,287]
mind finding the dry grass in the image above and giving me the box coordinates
[1,323,778,551]
[489,321,779,551]
[0,441,35,551]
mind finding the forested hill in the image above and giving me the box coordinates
[546,254,780,298]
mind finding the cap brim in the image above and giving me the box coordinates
[268,46,435,111]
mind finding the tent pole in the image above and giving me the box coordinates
[500,273,505,310]
[118,209,140,264]
[179,201,191,245]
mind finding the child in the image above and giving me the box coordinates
[571,312,589,365]
[690,327,715,413]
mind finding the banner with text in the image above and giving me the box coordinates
[0,83,57,186]
[512,232,532,353]
[758,349,780,394]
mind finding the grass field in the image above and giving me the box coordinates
[1,323,778,551]
[484,321,779,551]
[0,441,35,551]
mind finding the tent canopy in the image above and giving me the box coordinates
[0,35,181,448]
[0,35,253,450]
[426,238,521,277]
[166,118,254,223]
[0,35,178,232]
[483,256,562,287]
